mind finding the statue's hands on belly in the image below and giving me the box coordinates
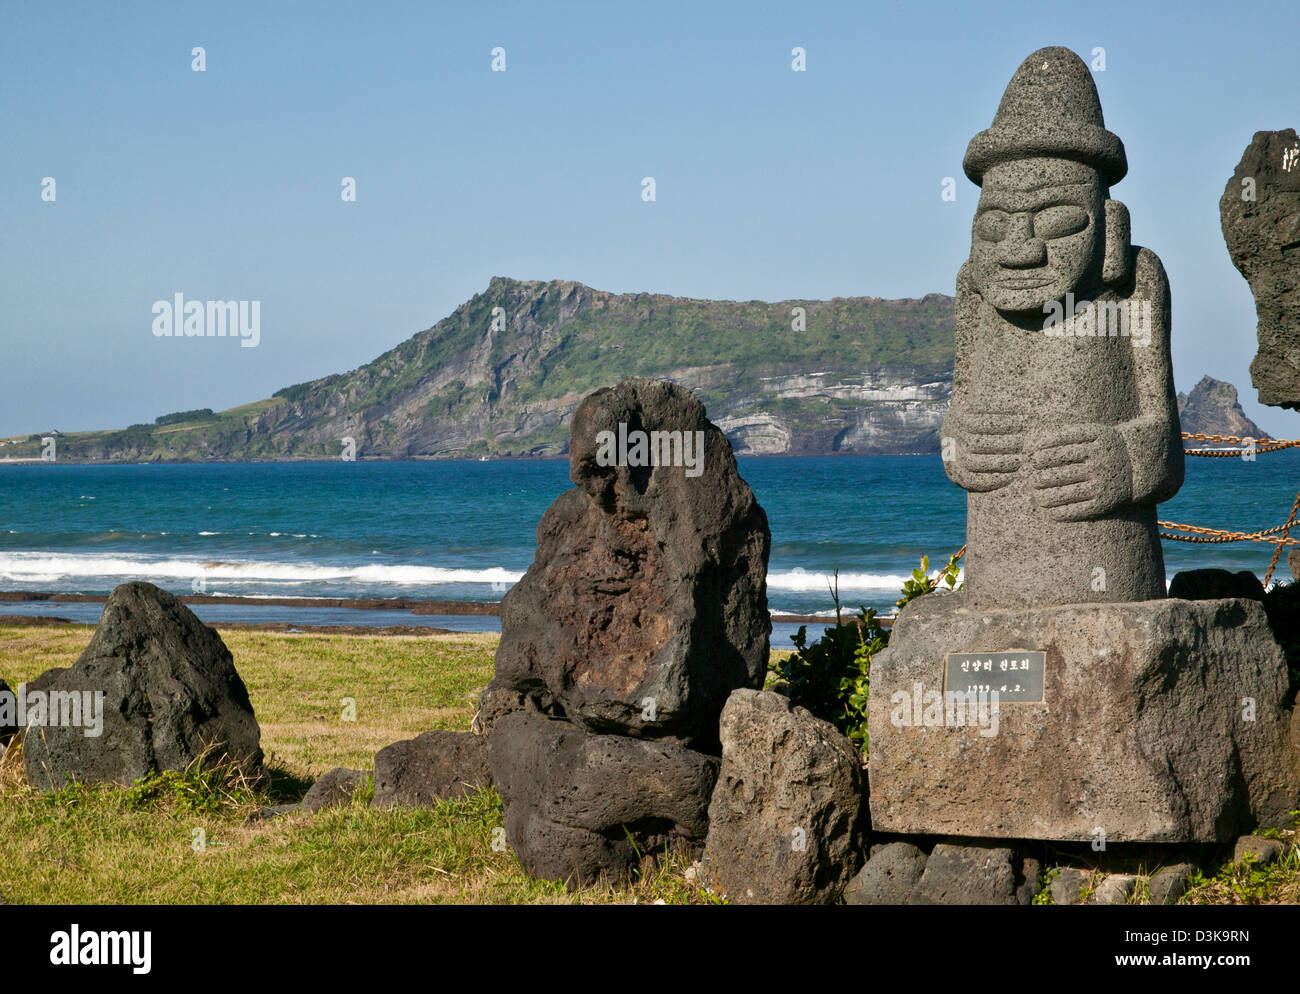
[1029,422,1134,521]
[942,408,1026,493]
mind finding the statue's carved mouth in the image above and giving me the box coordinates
[995,275,1054,290]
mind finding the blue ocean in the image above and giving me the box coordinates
[1,453,1296,639]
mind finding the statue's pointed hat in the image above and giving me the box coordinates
[963,46,1127,186]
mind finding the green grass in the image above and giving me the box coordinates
[1181,839,1300,905]
[0,624,718,904]
[4,621,1296,905]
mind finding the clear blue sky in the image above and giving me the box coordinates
[2,0,1296,436]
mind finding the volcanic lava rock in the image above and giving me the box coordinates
[1221,128,1300,410]
[700,690,865,904]
[0,678,16,751]
[300,767,368,812]
[1168,568,1265,602]
[844,842,928,906]
[373,730,492,807]
[479,377,771,751]
[21,581,263,792]
[486,710,718,886]
[908,843,1038,906]
[870,594,1300,841]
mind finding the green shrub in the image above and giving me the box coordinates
[769,551,963,754]
[155,408,215,426]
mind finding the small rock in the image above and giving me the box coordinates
[1168,569,1265,602]
[373,730,492,807]
[1146,863,1194,905]
[248,802,301,822]
[1050,867,1093,905]
[300,767,368,812]
[1089,873,1138,905]
[701,689,865,905]
[1234,835,1287,866]
[1016,856,1043,905]
[908,843,1023,905]
[844,842,927,905]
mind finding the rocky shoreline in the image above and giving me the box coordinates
[0,590,847,630]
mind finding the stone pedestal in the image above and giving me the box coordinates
[867,592,1299,842]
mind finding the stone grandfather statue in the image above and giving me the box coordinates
[869,46,1299,848]
[941,46,1184,608]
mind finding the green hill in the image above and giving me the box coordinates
[4,278,957,462]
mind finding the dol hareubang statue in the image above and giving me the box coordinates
[868,46,1299,846]
[941,46,1184,608]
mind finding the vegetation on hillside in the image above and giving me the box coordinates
[2,278,955,463]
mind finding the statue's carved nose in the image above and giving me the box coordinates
[998,213,1047,268]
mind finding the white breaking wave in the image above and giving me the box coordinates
[767,568,964,592]
[0,552,524,587]
[0,552,977,594]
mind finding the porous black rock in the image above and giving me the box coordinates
[373,730,491,807]
[700,689,865,904]
[21,581,263,792]
[300,767,368,812]
[1221,128,1300,410]
[478,378,770,751]
[907,843,1037,906]
[844,842,928,906]
[1168,568,1265,602]
[487,710,718,887]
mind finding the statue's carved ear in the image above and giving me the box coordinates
[1102,199,1132,286]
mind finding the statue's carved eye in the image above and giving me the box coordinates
[1033,205,1090,240]
[975,209,1010,242]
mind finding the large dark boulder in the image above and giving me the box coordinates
[478,378,770,751]
[21,582,263,792]
[373,730,491,807]
[1221,128,1300,410]
[700,689,865,904]
[487,710,718,887]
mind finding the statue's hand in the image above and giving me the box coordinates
[943,409,1025,493]
[1030,424,1133,521]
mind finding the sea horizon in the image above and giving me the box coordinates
[2,452,1294,641]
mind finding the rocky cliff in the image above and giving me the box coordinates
[16,278,956,461]
[8,280,1264,462]
[1177,376,1266,439]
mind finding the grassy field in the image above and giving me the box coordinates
[0,624,704,904]
[0,622,1296,905]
